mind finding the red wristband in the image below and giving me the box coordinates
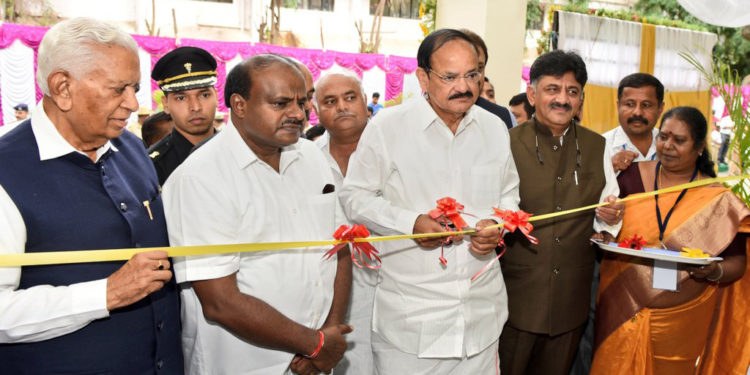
[305,330,325,359]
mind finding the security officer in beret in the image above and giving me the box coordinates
[148,46,218,185]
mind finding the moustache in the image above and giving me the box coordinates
[549,102,573,111]
[448,91,474,100]
[282,119,304,128]
[627,115,649,125]
[335,111,357,119]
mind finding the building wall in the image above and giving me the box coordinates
[44,0,422,56]
[436,0,527,106]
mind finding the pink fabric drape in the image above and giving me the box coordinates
[711,85,750,119]
[180,38,253,113]
[132,35,176,109]
[384,56,417,101]
[1,23,47,106]
[522,66,531,84]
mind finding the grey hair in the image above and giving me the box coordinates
[36,17,139,96]
[313,72,366,111]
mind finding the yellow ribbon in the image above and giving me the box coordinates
[0,175,746,267]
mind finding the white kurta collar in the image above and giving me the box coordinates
[224,119,301,173]
[31,103,117,162]
[416,96,478,135]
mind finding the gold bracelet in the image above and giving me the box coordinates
[706,263,724,283]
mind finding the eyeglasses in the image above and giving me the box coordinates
[427,69,482,85]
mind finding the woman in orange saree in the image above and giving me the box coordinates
[591,107,750,375]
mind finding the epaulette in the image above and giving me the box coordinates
[147,134,172,161]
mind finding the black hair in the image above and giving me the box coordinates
[459,28,488,64]
[372,92,380,98]
[660,106,716,177]
[417,28,478,71]
[141,111,173,147]
[224,60,251,108]
[224,54,298,108]
[509,93,535,118]
[529,50,587,88]
[304,124,326,140]
[617,73,664,103]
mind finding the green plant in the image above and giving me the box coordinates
[536,29,552,55]
[681,51,750,205]
[526,0,542,30]
[419,0,436,36]
[569,0,589,7]
[557,5,706,31]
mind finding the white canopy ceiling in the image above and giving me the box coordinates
[677,0,750,27]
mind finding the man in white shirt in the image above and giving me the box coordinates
[314,72,374,374]
[340,29,520,374]
[717,115,734,165]
[163,54,352,375]
[603,73,665,173]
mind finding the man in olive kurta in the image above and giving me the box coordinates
[499,50,623,375]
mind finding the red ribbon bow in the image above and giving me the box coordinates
[429,197,468,230]
[429,197,470,266]
[324,224,381,269]
[472,208,540,282]
[618,234,647,250]
[491,208,539,245]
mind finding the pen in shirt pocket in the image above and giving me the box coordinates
[142,200,154,220]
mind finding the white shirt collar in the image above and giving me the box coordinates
[314,130,330,152]
[610,126,658,160]
[31,103,118,162]
[416,95,477,134]
[224,119,300,173]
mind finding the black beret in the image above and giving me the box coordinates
[152,46,217,92]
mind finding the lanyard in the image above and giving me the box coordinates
[654,161,698,242]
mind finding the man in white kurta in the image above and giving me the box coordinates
[163,55,351,375]
[340,29,520,374]
[314,72,376,374]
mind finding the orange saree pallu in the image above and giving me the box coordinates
[591,186,750,375]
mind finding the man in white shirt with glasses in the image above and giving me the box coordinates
[341,28,520,374]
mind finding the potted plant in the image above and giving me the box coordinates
[681,51,750,232]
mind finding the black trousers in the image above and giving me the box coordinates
[718,133,730,163]
[498,324,585,375]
